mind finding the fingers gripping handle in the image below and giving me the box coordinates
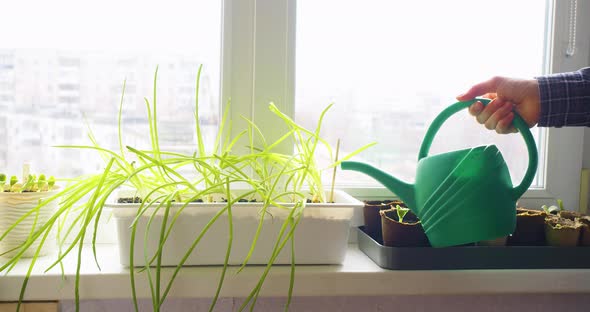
[417,97,538,200]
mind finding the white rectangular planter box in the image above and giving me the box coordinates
[106,190,362,266]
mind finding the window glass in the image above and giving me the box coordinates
[0,0,221,177]
[296,0,547,187]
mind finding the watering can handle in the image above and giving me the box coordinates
[418,97,538,200]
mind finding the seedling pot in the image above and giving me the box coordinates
[379,208,429,247]
[580,224,590,246]
[508,208,547,246]
[363,200,404,243]
[0,189,60,257]
[578,216,590,246]
[544,217,582,247]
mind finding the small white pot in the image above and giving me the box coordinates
[0,189,60,258]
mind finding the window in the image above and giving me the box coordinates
[1,0,588,210]
[222,0,588,209]
[0,0,222,177]
[296,0,547,188]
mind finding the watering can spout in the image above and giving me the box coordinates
[341,161,416,209]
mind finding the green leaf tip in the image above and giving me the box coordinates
[396,204,410,223]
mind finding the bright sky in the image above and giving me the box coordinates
[0,0,221,53]
[296,0,546,99]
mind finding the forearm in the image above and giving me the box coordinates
[536,67,590,127]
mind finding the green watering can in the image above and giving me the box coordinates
[342,98,538,247]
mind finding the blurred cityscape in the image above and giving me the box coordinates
[0,49,219,178]
[295,84,535,186]
[0,48,536,187]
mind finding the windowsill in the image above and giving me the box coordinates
[1,244,590,301]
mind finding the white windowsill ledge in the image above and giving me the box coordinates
[1,244,590,301]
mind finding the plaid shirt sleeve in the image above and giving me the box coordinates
[535,67,590,127]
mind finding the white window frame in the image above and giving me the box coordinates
[523,0,590,211]
[221,0,589,210]
[221,0,296,156]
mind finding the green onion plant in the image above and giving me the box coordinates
[0,65,375,312]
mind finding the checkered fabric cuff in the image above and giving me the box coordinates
[535,67,590,127]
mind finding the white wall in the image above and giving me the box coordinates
[60,295,590,312]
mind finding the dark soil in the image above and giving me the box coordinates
[365,200,406,206]
[222,198,258,202]
[115,197,315,204]
[117,197,143,203]
[362,200,407,244]
[116,197,262,204]
[380,208,430,247]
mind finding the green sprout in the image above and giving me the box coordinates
[9,175,21,192]
[0,173,54,192]
[0,173,6,192]
[22,174,36,192]
[47,176,55,190]
[396,204,410,223]
[37,174,47,192]
[542,199,564,215]
[10,175,17,186]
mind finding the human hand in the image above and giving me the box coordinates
[456,76,541,133]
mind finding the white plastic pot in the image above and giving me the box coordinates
[0,190,60,258]
[106,190,362,266]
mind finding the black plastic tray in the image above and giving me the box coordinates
[357,226,590,270]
